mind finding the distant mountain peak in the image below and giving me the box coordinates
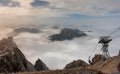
[0,37,17,57]
[49,28,87,41]
[34,58,49,71]
[0,37,49,73]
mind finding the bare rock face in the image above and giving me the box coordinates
[49,28,87,41]
[64,59,89,69]
[88,54,120,74]
[117,62,120,71]
[118,50,120,55]
[65,53,120,74]
[34,59,49,71]
[63,69,103,74]
[91,54,106,65]
[0,37,35,73]
[64,59,104,74]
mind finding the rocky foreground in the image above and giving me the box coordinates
[16,68,103,74]
[0,37,48,73]
[88,54,120,74]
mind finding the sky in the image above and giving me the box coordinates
[0,0,120,25]
[0,0,120,69]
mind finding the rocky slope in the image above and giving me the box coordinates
[16,68,103,74]
[34,59,49,71]
[64,59,89,69]
[0,37,48,73]
[88,54,120,74]
[0,37,35,73]
[64,54,120,74]
[49,28,87,41]
[90,54,106,65]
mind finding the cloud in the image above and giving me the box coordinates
[46,0,120,16]
[0,24,120,69]
[7,27,41,37]
[0,27,14,39]
[31,0,49,7]
[13,31,99,69]
[11,24,119,69]
[0,0,120,20]
[0,0,20,7]
[0,0,120,27]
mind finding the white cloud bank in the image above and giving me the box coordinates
[0,0,120,16]
[9,24,120,69]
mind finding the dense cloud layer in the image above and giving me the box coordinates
[0,0,20,7]
[14,25,120,69]
[0,24,119,69]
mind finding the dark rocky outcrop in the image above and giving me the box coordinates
[63,59,104,74]
[34,59,49,71]
[0,37,35,73]
[117,62,120,71]
[0,37,49,73]
[88,54,120,74]
[64,59,89,69]
[64,53,120,74]
[91,54,106,65]
[51,25,60,29]
[118,50,120,55]
[49,28,87,41]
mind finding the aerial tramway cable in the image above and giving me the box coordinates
[89,43,99,58]
[107,28,120,36]
[109,27,120,40]
[89,27,120,59]
[112,34,120,40]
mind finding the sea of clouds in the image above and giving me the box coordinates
[0,24,120,69]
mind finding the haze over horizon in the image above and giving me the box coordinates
[0,0,120,69]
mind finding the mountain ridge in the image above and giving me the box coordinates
[0,37,48,73]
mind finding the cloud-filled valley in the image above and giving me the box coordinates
[0,24,120,69]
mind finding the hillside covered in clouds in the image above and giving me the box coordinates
[49,28,87,41]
